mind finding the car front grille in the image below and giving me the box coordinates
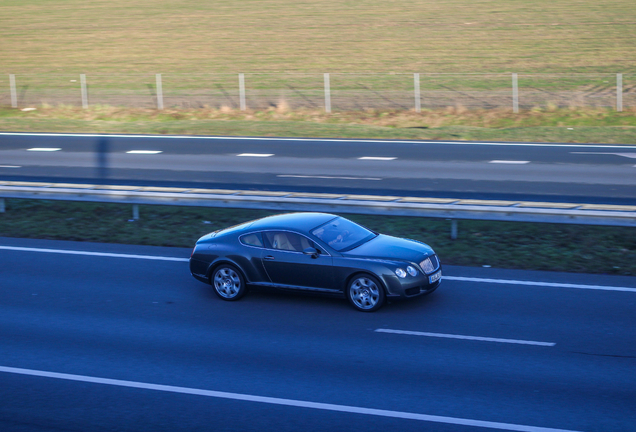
[420,255,440,274]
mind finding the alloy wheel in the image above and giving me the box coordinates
[349,276,383,311]
[213,267,243,299]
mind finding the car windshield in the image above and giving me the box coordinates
[311,217,376,251]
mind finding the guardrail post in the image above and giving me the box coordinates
[132,204,139,220]
[324,73,332,113]
[414,73,421,113]
[450,219,458,240]
[617,73,623,112]
[156,73,164,110]
[238,73,246,110]
[0,198,5,213]
[9,74,17,108]
[80,74,88,109]
[512,73,519,113]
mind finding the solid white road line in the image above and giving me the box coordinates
[26,148,61,152]
[277,174,382,181]
[489,160,530,164]
[444,276,636,293]
[358,156,397,161]
[237,153,274,157]
[0,246,189,262]
[375,329,555,347]
[126,150,163,154]
[0,365,582,432]
[571,152,636,159]
[2,246,634,293]
[3,132,636,149]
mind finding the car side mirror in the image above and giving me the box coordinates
[303,247,320,258]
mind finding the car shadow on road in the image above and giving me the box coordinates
[197,282,444,315]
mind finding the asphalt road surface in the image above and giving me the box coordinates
[1,237,635,432]
[1,132,635,204]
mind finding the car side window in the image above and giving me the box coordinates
[263,231,319,253]
[240,233,263,247]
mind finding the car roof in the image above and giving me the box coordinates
[247,212,338,233]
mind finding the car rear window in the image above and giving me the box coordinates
[263,231,317,252]
[240,233,263,247]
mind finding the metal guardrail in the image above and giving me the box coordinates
[1,181,635,227]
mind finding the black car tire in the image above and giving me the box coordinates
[211,264,246,301]
[346,274,385,312]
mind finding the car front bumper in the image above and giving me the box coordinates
[384,268,442,299]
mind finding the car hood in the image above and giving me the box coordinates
[342,234,434,263]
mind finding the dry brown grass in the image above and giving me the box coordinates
[1,0,635,74]
[10,104,636,130]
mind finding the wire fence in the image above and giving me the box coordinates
[2,73,633,112]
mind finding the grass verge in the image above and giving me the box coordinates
[1,106,636,143]
[1,199,634,276]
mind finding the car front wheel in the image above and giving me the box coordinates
[347,274,385,312]
[212,265,246,301]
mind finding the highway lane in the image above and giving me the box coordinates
[1,237,635,431]
[1,132,635,204]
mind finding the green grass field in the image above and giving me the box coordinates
[1,0,635,74]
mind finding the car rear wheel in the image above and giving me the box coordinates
[347,274,385,312]
[212,265,246,301]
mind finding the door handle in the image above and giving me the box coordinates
[264,255,275,261]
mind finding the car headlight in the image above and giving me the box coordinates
[395,268,407,278]
[407,266,418,277]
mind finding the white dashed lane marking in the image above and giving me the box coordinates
[489,160,530,164]
[27,148,61,152]
[126,150,163,154]
[358,156,397,161]
[0,165,21,168]
[277,175,382,181]
[237,153,274,157]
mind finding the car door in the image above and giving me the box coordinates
[261,231,335,290]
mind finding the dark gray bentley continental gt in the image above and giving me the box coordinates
[189,212,441,312]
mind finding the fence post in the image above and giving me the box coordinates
[156,73,164,110]
[238,73,246,110]
[616,73,623,112]
[324,73,331,113]
[414,73,421,113]
[9,74,17,108]
[512,73,519,113]
[0,198,5,213]
[80,74,88,109]
[132,204,139,220]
